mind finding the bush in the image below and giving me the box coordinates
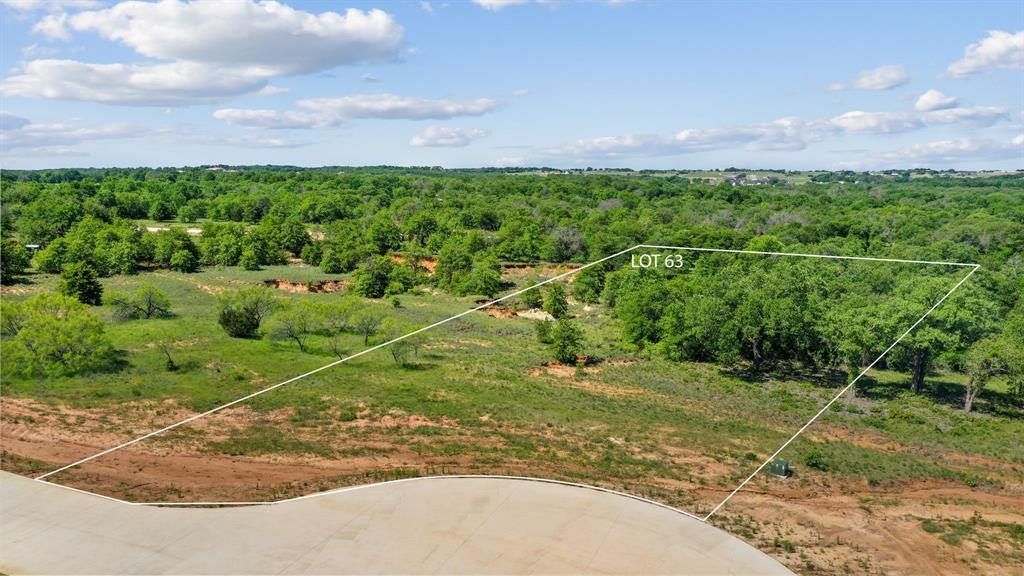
[353,255,395,298]
[266,301,317,352]
[59,261,103,305]
[520,285,542,309]
[543,283,569,319]
[106,284,172,320]
[804,448,830,471]
[0,239,30,284]
[573,267,604,304]
[1,294,114,377]
[535,319,553,344]
[217,288,277,338]
[549,318,583,365]
[320,248,346,274]
[169,249,199,273]
[239,247,261,271]
[300,242,323,266]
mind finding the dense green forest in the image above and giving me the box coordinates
[1,168,1022,411]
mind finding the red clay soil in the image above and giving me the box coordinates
[3,395,1022,574]
[263,278,350,293]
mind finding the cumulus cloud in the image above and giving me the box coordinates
[57,2,403,73]
[914,89,959,112]
[410,126,488,147]
[361,73,381,83]
[947,30,1024,77]
[541,102,1009,160]
[5,1,405,106]
[828,64,909,91]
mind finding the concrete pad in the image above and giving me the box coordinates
[0,472,792,575]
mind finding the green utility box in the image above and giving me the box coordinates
[769,459,791,478]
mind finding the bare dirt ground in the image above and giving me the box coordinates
[2,395,1021,574]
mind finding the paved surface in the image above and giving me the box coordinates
[1,472,792,575]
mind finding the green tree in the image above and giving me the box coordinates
[352,308,384,345]
[962,337,1012,412]
[217,288,277,338]
[543,283,569,319]
[572,267,604,304]
[1,294,114,377]
[59,261,103,305]
[267,301,318,353]
[459,255,502,298]
[106,284,172,320]
[353,256,395,298]
[0,239,30,284]
[239,247,261,271]
[549,318,584,365]
[169,249,199,273]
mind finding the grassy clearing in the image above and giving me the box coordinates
[2,263,1022,511]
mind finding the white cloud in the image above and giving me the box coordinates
[947,30,1024,77]
[361,73,381,83]
[297,93,499,120]
[410,126,488,147]
[878,136,1023,166]
[828,111,921,134]
[32,12,70,40]
[2,60,270,106]
[62,2,403,74]
[212,108,325,130]
[914,89,958,112]
[214,93,500,129]
[6,1,405,106]
[0,116,152,152]
[542,102,1009,161]
[0,114,311,157]
[513,88,529,97]
[490,156,525,167]
[20,43,59,57]
[473,0,530,10]
[257,85,289,96]
[828,64,909,91]
[1,0,100,12]
[420,1,435,14]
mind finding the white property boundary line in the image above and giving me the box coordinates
[31,243,980,523]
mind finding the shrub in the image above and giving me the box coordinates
[804,448,830,471]
[573,267,604,304]
[239,248,261,271]
[106,284,172,320]
[2,293,114,377]
[59,261,103,305]
[535,319,553,344]
[0,239,30,284]
[543,283,569,319]
[549,318,583,365]
[169,249,199,273]
[217,288,277,338]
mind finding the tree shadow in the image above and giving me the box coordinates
[721,362,847,388]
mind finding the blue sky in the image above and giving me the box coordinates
[1,0,1021,169]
